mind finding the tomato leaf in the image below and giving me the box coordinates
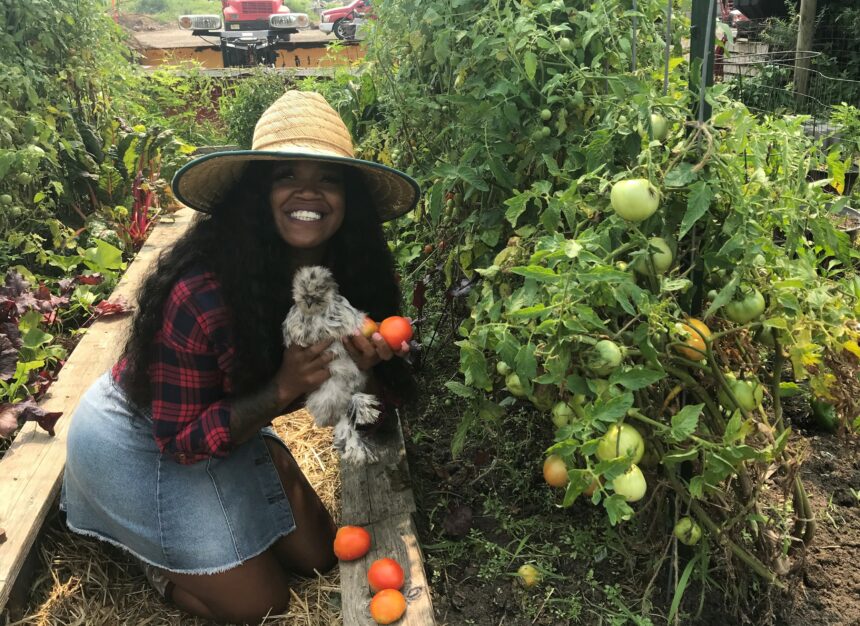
[504,191,530,227]
[591,392,634,424]
[703,273,740,320]
[603,493,635,525]
[444,381,474,398]
[609,367,665,391]
[670,404,702,441]
[456,341,491,391]
[514,344,537,385]
[509,265,560,283]
[450,409,475,459]
[523,50,538,81]
[679,181,713,238]
[664,162,698,188]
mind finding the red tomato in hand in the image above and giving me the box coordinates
[333,526,371,561]
[360,316,379,339]
[367,557,405,592]
[378,316,413,349]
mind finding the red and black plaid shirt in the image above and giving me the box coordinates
[113,269,237,465]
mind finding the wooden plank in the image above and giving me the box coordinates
[339,415,416,527]
[0,209,196,611]
[339,513,435,626]
[339,413,436,625]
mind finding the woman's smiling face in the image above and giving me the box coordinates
[269,160,346,252]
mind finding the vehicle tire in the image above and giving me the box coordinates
[333,18,349,40]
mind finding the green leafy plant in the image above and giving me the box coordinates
[349,0,860,618]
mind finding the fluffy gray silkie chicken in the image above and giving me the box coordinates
[282,265,380,464]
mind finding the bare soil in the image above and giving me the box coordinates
[775,432,860,626]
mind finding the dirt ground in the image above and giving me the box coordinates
[776,432,860,625]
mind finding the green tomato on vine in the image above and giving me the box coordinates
[596,423,645,464]
[674,517,702,545]
[723,285,766,324]
[610,179,660,222]
[632,237,673,275]
[586,339,623,376]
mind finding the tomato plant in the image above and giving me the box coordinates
[360,0,860,610]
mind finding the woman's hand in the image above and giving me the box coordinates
[274,339,335,406]
[343,331,409,371]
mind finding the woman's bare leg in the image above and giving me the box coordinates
[161,437,336,622]
[165,550,292,623]
[264,438,338,577]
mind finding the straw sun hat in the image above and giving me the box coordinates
[171,90,420,221]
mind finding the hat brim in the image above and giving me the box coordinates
[171,150,420,222]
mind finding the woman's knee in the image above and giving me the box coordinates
[207,591,290,624]
[167,552,292,624]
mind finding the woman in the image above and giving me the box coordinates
[60,90,419,623]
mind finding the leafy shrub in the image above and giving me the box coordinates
[351,0,860,615]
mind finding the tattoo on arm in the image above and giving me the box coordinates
[229,381,289,445]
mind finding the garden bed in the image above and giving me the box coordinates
[0,209,196,616]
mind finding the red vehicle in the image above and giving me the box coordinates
[318,0,372,40]
[718,0,750,27]
[179,1,309,67]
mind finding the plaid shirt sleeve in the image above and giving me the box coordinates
[150,270,237,464]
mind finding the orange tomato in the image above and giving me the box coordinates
[367,557,405,592]
[378,316,413,349]
[333,526,371,561]
[369,588,407,624]
[583,475,601,497]
[361,316,379,339]
[673,318,711,361]
[542,454,569,488]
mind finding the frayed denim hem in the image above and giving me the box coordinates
[62,519,296,576]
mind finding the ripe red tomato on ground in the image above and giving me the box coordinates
[367,557,405,592]
[378,316,413,349]
[332,526,371,561]
[369,588,407,624]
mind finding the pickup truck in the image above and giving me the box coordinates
[318,0,372,40]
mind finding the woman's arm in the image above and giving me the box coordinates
[228,340,334,445]
[150,272,334,463]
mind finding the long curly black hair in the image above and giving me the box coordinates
[119,162,414,409]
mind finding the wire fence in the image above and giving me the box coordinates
[716,47,860,136]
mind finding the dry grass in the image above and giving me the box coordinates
[11,409,343,626]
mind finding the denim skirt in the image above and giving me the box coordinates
[60,372,297,574]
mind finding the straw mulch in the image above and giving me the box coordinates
[10,410,342,626]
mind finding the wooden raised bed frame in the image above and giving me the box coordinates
[0,207,436,624]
